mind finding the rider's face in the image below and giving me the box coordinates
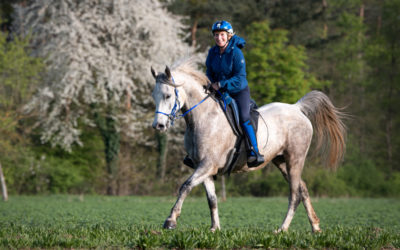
[213,31,229,47]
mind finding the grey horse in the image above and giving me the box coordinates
[151,59,346,233]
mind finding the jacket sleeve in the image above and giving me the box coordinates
[205,49,215,83]
[219,48,247,93]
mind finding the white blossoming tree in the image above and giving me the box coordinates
[13,0,196,194]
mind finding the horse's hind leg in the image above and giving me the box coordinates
[163,162,216,230]
[274,155,302,232]
[273,156,320,232]
[299,179,321,232]
[203,176,220,231]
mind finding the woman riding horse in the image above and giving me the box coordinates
[206,20,264,167]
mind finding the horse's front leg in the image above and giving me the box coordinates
[163,163,216,229]
[203,176,220,231]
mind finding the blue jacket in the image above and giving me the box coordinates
[206,35,247,94]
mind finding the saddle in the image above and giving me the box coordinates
[217,92,260,175]
[218,92,259,137]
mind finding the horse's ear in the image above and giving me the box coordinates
[151,66,157,79]
[165,66,172,79]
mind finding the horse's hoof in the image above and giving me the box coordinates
[274,228,286,234]
[163,219,176,229]
[312,224,322,233]
[312,228,322,234]
[210,227,220,232]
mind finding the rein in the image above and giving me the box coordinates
[155,77,211,126]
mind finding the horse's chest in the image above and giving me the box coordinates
[184,128,216,157]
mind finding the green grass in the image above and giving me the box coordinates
[0,196,399,248]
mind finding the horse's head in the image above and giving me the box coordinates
[151,66,183,131]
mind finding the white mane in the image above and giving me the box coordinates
[172,58,210,87]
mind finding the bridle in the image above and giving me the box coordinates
[155,77,211,126]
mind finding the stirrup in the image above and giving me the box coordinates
[247,150,264,168]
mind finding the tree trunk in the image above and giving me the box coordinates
[358,4,366,153]
[104,117,120,195]
[377,15,381,35]
[156,133,168,181]
[0,162,8,202]
[191,19,198,48]
[321,0,328,39]
[385,112,393,172]
[95,109,120,195]
[221,175,226,201]
[385,43,395,173]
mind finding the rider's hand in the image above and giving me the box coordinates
[206,82,220,92]
[211,82,220,91]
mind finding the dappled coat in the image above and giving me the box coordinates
[206,35,248,94]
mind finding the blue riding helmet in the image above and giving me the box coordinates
[211,20,233,34]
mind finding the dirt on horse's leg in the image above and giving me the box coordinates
[300,180,321,232]
[203,176,220,231]
[163,163,215,229]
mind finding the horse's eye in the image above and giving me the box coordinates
[166,94,171,99]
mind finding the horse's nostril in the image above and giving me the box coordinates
[157,123,165,130]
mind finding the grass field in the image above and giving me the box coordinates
[0,195,399,248]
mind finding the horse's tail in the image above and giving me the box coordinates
[296,90,346,169]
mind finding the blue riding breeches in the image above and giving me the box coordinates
[230,86,251,123]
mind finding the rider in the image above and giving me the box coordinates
[206,20,264,167]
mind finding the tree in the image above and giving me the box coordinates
[366,0,400,174]
[168,0,274,51]
[244,21,326,104]
[0,20,44,197]
[13,0,196,194]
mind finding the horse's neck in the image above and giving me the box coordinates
[180,79,218,129]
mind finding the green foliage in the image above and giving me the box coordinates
[0,26,46,195]
[226,169,288,197]
[0,196,399,248]
[244,21,326,104]
[0,27,44,144]
[3,127,105,195]
[364,0,400,172]
[303,168,350,197]
[0,30,44,109]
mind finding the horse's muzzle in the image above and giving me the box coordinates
[152,122,168,131]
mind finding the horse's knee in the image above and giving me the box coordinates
[178,180,193,195]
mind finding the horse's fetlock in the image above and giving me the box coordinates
[163,219,177,230]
